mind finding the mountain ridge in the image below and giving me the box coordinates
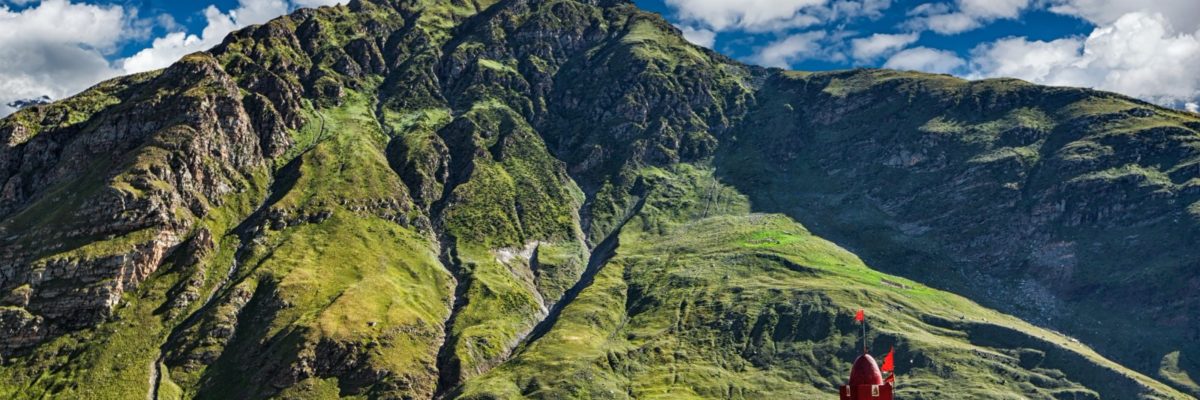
[0,0,1196,398]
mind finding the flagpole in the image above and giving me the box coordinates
[862,317,866,354]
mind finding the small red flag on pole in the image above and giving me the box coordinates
[855,309,866,353]
[881,346,895,372]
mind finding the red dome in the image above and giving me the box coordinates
[848,354,884,386]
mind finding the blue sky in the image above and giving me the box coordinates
[635,0,1094,72]
[2,0,1200,116]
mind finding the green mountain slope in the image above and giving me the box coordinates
[718,69,1200,396]
[0,0,1195,398]
[459,166,1181,399]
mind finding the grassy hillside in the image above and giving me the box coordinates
[719,69,1200,396]
[0,0,1196,398]
[459,165,1184,399]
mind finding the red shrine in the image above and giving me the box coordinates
[839,352,894,399]
[841,309,894,399]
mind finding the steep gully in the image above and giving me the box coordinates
[522,193,647,348]
[147,113,328,400]
[145,93,646,397]
[431,187,648,398]
[420,111,652,396]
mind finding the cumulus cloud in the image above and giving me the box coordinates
[664,0,825,32]
[883,47,966,74]
[968,12,1200,105]
[1047,0,1200,32]
[678,25,716,48]
[0,0,130,116]
[891,0,1200,108]
[850,32,919,61]
[966,37,1082,83]
[828,0,892,21]
[664,0,891,32]
[748,31,831,68]
[293,0,345,8]
[906,0,1030,35]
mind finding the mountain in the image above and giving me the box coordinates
[0,0,1196,398]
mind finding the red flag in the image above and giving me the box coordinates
[855,309,865,322]
[881,346,895,372]
[885,373,895,384]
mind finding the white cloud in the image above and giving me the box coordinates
[293,0,344,8]
[119,0,293,74]
[905,3,950,17]
[883,46,966,73]
[828,0,892,21]
[664,0,827,32]
[664,0,891,33]
[893,0,1200,108]
[850,32,919,61]
[748,31,829,68]
[958,0,1027,20]
[1187,102,1199,113]
[966,37,1082,83]
[1047,0,1200,32]
[0,0,128,48]
[678,25,716,48]
[119,6,237,74]
[906,0,1030,35]
[968,12,1200,105]
[231,0,290,25]
[0,0,129,116]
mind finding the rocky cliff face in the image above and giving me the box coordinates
[0,55,273,356]
[0,0,1196,399]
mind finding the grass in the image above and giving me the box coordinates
[478,58,519,74]
[457,261,631,399]
[1160,352,1200,395]
[462,197,1185,398]
[270,90,414,213]
[190,212,452,399]
[437,100,590,384]
[968,145,1040,165]
[529,240,588,310]
[1070,164,1176,189]
[169,85,453,399]
[381,107,452,138]
[0,170,268,400]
